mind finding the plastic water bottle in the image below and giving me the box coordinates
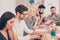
[51,29,56,40]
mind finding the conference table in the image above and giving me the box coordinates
[30,25,60,40]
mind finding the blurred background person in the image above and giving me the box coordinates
[25,8,38,30]
[38,5,47,25]
[24,8,39,36]
[47,6,60,21]
[0,11,17,40]
[45,6,60,29]
[13,5,40,40]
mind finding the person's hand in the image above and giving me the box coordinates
[33,26,39,30]
[40,14,44,19]
[30,34,40,39]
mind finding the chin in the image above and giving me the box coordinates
[22,19,24,20]
[22,18,25,20]
[8,28,12,30]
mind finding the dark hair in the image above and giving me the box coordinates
[38,5,45,9]
[15,5,28,14]
[50,6,56,9]
[0,11,15,30]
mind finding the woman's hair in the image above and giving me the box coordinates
[0,11,15,30]
[28,8,36,15]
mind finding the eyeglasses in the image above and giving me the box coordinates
[22,14,27,15]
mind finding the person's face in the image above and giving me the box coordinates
[20,11,27,20]
[39,8,45,14]
[31,9,36,17]
[6,18,15,30]
[50,8,56,14]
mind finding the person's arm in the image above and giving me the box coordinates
[33,17,39,29]
[9,30,18,40]
[20,20,35,40]
[13,21,21,40]
[22,33,40,40]
[0,35,1,40]
[21,20,40,40]
[39,14,44,24]
[43,17,48,23]
[25,19,34,30]
[23,20,34,33]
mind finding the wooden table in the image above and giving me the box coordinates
[30,25,60,40]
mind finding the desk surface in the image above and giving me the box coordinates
[30,25,60,40]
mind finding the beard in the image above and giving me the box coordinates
[52,13,56,15]
[19,16,24,20]
[39,12,43,14]
[20,17,24,20]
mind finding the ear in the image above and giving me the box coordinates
[17,12,21,16]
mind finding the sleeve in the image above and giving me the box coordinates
[13,22,19,35]
[47,15,51,20]
[13,22,21,40]
[0,34,3,40]
[58,15,60,20]
[0,36,1,40]
[23,20,34,33]
[18,20,31,40]
[22,35,30,40]
[25,20,34,30]
[43,17,48,22]
[17,35,30,40]
[13,21,30,40]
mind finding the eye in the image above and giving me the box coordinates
[10,21,14,23]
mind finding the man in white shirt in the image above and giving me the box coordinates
[13,5,39,40]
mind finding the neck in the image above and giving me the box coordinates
[51,13,56,16]
[28,15,33,20]
[52,13,56,15]
[40,14,42,18]
[15,15,21,21]
[0,28,7,32]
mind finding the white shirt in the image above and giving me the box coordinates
[13,19,33,40]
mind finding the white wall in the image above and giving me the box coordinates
[16,0,43,9]
[16,0,59,16]
[0,0,59,17]
[44,0,59,16]
[0,0,16,17]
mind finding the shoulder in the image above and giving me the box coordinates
[20,20,27,28]
[47,15,51,17]
[20,20,25,23]
[24,18,30,23]
[20,20,26,25]
[0,32,2,36]
[56,14,60,17]
[0,32,3,39]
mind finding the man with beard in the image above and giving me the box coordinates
[47,6,60,21]
[38,5,47,25]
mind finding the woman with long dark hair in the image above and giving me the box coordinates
[0,11,17,40]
